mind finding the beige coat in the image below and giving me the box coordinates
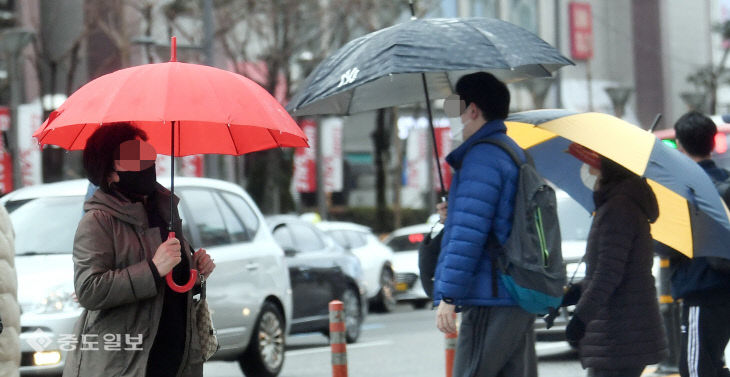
[62,185,203,377]
[0,205,19,377]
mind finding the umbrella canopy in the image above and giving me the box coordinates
[287,17,573,116]
[33,38,308,292]
[505,109,730,260]
[34,51,307,155]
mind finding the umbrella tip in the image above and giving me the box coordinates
[170,36,177,62]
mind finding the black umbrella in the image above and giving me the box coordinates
[287,13,573,193]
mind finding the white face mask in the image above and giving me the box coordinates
[448,117,464,146]
[580,163,599,190]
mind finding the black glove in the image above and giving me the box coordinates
[565,315,586,343]
[561,283,582,307]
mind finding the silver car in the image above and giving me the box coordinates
[5,178,292,377]
[315,221,396,312]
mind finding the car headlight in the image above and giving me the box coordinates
[23,288,80,315]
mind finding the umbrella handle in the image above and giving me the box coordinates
[165,231,199,293]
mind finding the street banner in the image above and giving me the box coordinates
[17,102,43,187]
[0,106,11,193]
[401,116,452,192]
[569,2,593,60]
[294,119,317,192]
[156,155,171,177]
[181,155,204,177]
[433,126,452,192]
[321,118,343,192]
[405,126,428,190]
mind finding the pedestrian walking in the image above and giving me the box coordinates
[664,111,730,377]
[0,204,19,377]
[433,72,537,377]
[564,151,668,377]
[63,123,216,377]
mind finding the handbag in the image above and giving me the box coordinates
[418,224,444,298]
[196,275,219,361]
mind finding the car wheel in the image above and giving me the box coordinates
[341,286,362,343]
[239,302,286,377]
[373,268,396,313]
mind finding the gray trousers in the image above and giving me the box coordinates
[452,305,537,377]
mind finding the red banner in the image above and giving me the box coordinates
[294,120,317,193]
[433,127,452,192]
[181,155,204,177]
[569,2,593,60]
[0,107,11,193]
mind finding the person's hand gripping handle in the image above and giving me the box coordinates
[158,231,198,293]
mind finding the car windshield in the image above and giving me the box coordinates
[8,196,84,255]
[386,232,427,252]
[557,194,592,241]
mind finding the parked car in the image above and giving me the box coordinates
[382,223,440,309]
[266,216,368,343]
[315,221,396,312]
[5,178,292,377]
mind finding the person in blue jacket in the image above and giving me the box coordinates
[433,72,536,377]
[669,111,730,377]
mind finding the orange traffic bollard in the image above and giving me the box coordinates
[445,313,458,377]
[329,300,348,377]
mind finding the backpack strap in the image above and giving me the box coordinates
[468,137,530,299]
[472,137,533,167]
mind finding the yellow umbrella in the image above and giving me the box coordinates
[505,109,730,259]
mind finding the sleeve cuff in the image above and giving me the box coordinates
[147,260,162,290]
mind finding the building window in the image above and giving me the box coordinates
[510,0,538,33]
[473,0,498,17]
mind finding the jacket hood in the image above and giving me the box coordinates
[83,183,179,228]
[446,119,507,169]
[594,175,659,223]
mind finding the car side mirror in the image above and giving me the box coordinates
[284,248,299,257]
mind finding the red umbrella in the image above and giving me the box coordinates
[33,37,308,292]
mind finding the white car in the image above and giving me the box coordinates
[382,223,441,309]
[315,221,396,312]
[5,178,292,377]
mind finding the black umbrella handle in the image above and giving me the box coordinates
[169,121,176,232]
[420,72,447,198]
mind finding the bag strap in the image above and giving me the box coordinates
[467,137,528,299]
[470,137,533,167]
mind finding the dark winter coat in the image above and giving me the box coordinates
[433,120,524,307]
[63,185,204,377]
[574,175,668,369]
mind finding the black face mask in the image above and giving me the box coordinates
[115,164,157,198]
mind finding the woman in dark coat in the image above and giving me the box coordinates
[565,156,668,377]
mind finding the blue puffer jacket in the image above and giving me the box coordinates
[433,120,523,307]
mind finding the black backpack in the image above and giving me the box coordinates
[418,226,443,298]
[478,138,566,315]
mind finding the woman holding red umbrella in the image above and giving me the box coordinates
[63,123,215,377]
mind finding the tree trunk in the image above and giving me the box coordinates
[391,107,402,230]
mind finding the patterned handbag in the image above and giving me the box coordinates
[196,275,219,361]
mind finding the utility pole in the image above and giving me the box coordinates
[554,0,563,108]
